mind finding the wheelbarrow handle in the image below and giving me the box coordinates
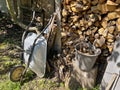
[21,10,36,46]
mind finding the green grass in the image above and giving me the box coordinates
[0,43,9,49]
[0,80,21,90]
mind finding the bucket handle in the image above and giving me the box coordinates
[93,40,97,50]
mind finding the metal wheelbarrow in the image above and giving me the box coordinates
[9,10,58,82]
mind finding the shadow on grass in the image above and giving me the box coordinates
[13,68,36,84]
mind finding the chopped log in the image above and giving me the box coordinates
[101,19,108,28]
[91,6,99,13]
[117,18,120,24]
[77,30,82,35]
[99,0,106,4]
[97,4,108,14]
[98,28,105,35]
[116,18,120,31]
[116,24,120,32]
[65,0,71,5]
[95,33,100,39]
[108,20,116,26]
[107,33,114,39]
[107,12,120,20]
[116,8,120,15]
[106,4,117,12]
[106,0,118,6]
[86,29,92,35]
[116,0,120,4]
[108,27,115,34]
[95,36,106,47]
[91,0,98,5]
[61,32,67,37]
[62,9,68,17]
[71,16,80,22]
[107,44,114,52]
[107,38,114,43]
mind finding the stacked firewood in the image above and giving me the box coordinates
[62,0,120,53]
[50,0,120,89]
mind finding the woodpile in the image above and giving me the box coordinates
[59,0,120,89]
[62,0,120,53]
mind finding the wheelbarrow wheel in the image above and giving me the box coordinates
[9,66,25,82]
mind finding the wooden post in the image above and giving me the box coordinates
[54,0,61,53]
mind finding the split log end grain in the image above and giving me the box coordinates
[62,9,68,17]
[95,36,106,47]
[107,12,120,20]
[107,26,115,34]
[98,28,105,35]
[106,0,118,6]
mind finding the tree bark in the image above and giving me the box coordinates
[6,0,40,33]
